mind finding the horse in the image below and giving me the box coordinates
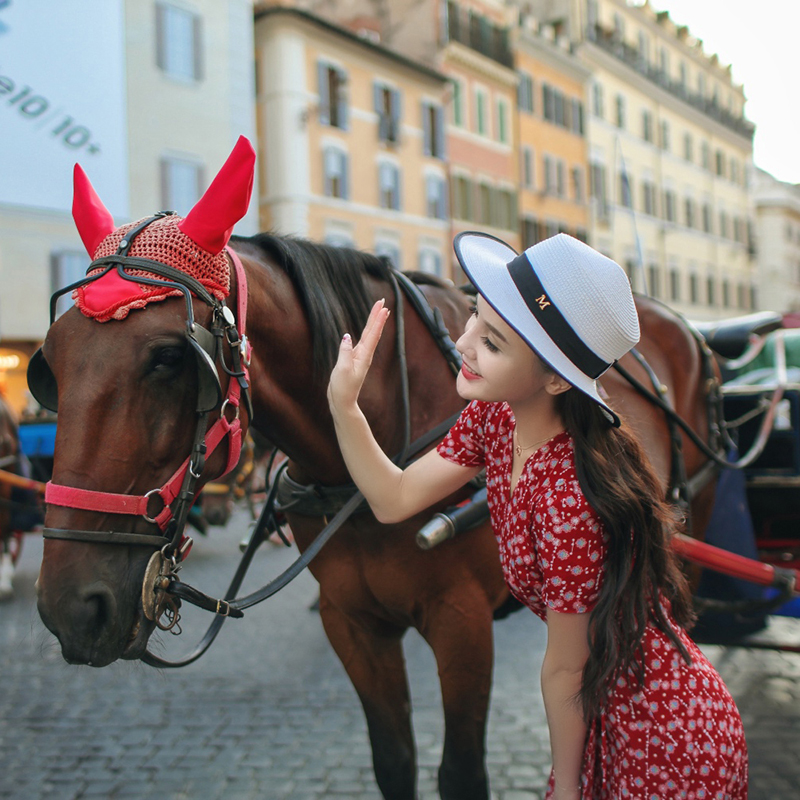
[31,138,716,800]
[0,394,20,600]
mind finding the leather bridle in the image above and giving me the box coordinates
[27,212,253,563]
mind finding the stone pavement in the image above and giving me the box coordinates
[1,510,799,800]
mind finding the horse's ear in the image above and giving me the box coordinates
[72,164,116,256]
[178,135,255,255]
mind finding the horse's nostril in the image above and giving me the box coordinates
[76,582,118,637]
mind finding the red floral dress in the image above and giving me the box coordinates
[437,400,748,800]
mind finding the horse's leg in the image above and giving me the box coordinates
[422,597,494,800]
[0,539,14,600]
[318,594,417,800]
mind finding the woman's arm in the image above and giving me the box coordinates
[541,609,591,800]
[327,300,479,523]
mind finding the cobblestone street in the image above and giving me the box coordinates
[2,511,800,799]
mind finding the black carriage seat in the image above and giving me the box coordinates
[691,311,784,360]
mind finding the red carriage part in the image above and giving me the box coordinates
[673,532,800,592]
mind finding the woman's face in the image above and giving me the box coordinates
[455,294,568,406]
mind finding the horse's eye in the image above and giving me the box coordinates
[151,346,185,372]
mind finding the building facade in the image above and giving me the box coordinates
[752,168,800,314]
[254,6,451,274]
[522,0,756,321]
[515,19,591,248]
[0,0,257,413]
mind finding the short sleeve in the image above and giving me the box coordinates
[535,474,607,614]
[436,400,488,469]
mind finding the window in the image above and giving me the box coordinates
[496,99,508,143]
[664,189,676,223]
[702,203,712,233]
[453,175,473,220]
[638,31,649,67]
[571,99,585,135]
[722,279,730,308]
[659,47,669,77]
[660,120,670,152]
[737,283,747,309]
[452,80,464,127]
[590,163,608,218]
[422,101,445,158]
[522,217,543,249]
[522,147,534,189]
[619,171,633,209]
[494,189,516,230]
[478,182,492,225]
[699,141,710,171]
[733,216,742,243]
[648,264,659,298]
[475,88,488,135]
[323,147,349,199]
[543,84,555,122]
[375,241,401,269]
[642,110,653,143]
[375,83,402,144]
[689,273,699,304]
[518,72,534,113]
[615,94,625,129]
[679,61,687,90]
[160,156,202,214]
[156,3,203,81]
[669,268,680,302]
[684,197,694,228]
[706,275,716,306]
[378,161,401,210]
[51,251,89,317]
[715,149,726,177]
[425,175,448,219]
[730,159,740,185]
[571,167,584,202]
[556,160,565,198]
[683,133,693,162]
[719,210,729,238]
[592,82,604,119]
[642,181,657,216]
[319,62,348,129]
[418,247,443,276]
[544,155,556,194]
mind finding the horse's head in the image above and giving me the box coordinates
[31,137,255,666]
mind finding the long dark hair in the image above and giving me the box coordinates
[555,388,695,721]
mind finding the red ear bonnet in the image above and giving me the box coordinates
[73,136,256,322]
[72,164,116,257]
[178,135,256,255]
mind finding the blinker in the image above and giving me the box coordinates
[27,348,59,412]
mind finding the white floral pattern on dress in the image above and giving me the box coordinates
[437,400,748,800]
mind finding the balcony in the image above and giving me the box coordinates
[587,24,755,141]
[446,2,513,69]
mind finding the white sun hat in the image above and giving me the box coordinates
[454,231,640,427]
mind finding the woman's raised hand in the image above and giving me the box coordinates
[327,299,390,413]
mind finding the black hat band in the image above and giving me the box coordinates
[506,253,611,380]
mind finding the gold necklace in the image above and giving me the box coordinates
[514,429,553,458]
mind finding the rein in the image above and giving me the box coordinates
[141,269,465,667]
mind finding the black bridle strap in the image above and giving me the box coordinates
[43,529,170,548]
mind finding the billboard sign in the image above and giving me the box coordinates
[0,0,128,216]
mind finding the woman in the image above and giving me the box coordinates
[327,232,747,799]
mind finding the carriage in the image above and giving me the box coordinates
[24,136,800,800]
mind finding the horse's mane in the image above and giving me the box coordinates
[233,233,394,376]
